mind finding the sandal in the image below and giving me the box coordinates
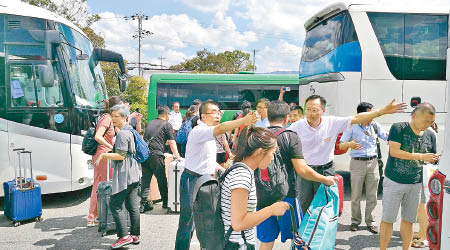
[411,239,429,248]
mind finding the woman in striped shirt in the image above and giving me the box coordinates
[221,127,290,250]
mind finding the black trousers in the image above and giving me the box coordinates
[141,154,167,205]
[110,182,140,238]
[297,162,335,215]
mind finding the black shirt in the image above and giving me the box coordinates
[143,118,174,156]
[385,122,437,184]
[268,126,304,198]
[191,115,200,128]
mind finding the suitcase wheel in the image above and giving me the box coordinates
[13,221,20,227]
[35,216,43,222]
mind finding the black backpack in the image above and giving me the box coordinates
[192,163,249,250]
[82,120,111,156]
[254,128,289,208]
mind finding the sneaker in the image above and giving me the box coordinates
[111,235,132,249]
[162,202,168,209]
[131,235,140,245]
[350,223,359,232]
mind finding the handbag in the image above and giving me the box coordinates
[298,184,339,250]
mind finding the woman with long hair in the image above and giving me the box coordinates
[87,96,122,227]
[221,126,289,249]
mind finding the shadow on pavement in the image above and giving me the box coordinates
[0,186,91,212]
[336,222,403,250]
[33,214,116,249]
[41,187,92,209]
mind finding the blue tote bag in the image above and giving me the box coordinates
[298,184,339,250]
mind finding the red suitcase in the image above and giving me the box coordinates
[335,173,344,217]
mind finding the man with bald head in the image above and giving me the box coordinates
[379,103,439,250]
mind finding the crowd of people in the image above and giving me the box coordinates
[85,91,439,250]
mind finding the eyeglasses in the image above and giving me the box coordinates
[305,108,321,114]
[205,110,223,116]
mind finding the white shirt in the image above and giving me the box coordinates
[184,121,217,175]
[288,116,352,165]
[221,164,256,245]
[169,111,182,130]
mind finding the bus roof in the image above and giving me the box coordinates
[0,0,85,37]
[305,2,448,31]
[150,73,299,85]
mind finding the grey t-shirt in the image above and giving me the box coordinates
[111,125,142,194]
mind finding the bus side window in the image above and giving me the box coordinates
[10,65,36,107]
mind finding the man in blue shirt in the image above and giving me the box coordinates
[339,102,388,234]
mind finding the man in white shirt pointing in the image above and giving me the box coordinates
[289,95,407,214]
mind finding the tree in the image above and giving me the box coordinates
[170,49,255,73]
[21,0,100,28]
[121,76,149,128]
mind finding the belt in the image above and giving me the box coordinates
[184,168,202,177]
[310,161,333,170]
[353,155,377,161]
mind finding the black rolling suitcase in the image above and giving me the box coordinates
[97,159,130,236]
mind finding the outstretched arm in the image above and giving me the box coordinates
[351,99,407,125]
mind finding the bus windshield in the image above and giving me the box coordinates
[57,23,106,108]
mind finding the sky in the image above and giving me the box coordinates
[84,0,449,74]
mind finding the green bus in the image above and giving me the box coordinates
[148,73,299,121]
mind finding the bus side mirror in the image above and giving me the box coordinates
[38,61,55,87]
[118,73,129,92]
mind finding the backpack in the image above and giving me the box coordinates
[254,128,289,208]
[176,117,193,144]
[192,163,249,250]
[82,119,111,156]
[123,127,150,163]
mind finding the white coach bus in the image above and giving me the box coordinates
[0,1,128,196]
[298,2,449,170]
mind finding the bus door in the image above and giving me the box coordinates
[5,56,72,194]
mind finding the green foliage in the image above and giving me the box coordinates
[82,27,105,48]
[100,61,121,97]
[121,76,148,105]
[121,76,149,128]
[170,49,255,73]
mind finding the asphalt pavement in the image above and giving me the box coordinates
[0,172,426,250]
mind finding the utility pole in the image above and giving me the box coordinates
[158,53,166,69]
[252,49,258,72]
[130,13,153,76]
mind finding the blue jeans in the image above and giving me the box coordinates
[174,170,199,250]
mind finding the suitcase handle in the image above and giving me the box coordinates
[13,148,34,189]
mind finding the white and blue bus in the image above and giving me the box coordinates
[298,2,449,170]
[0,1,128,196]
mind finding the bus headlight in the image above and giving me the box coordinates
[430,178,442,195]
